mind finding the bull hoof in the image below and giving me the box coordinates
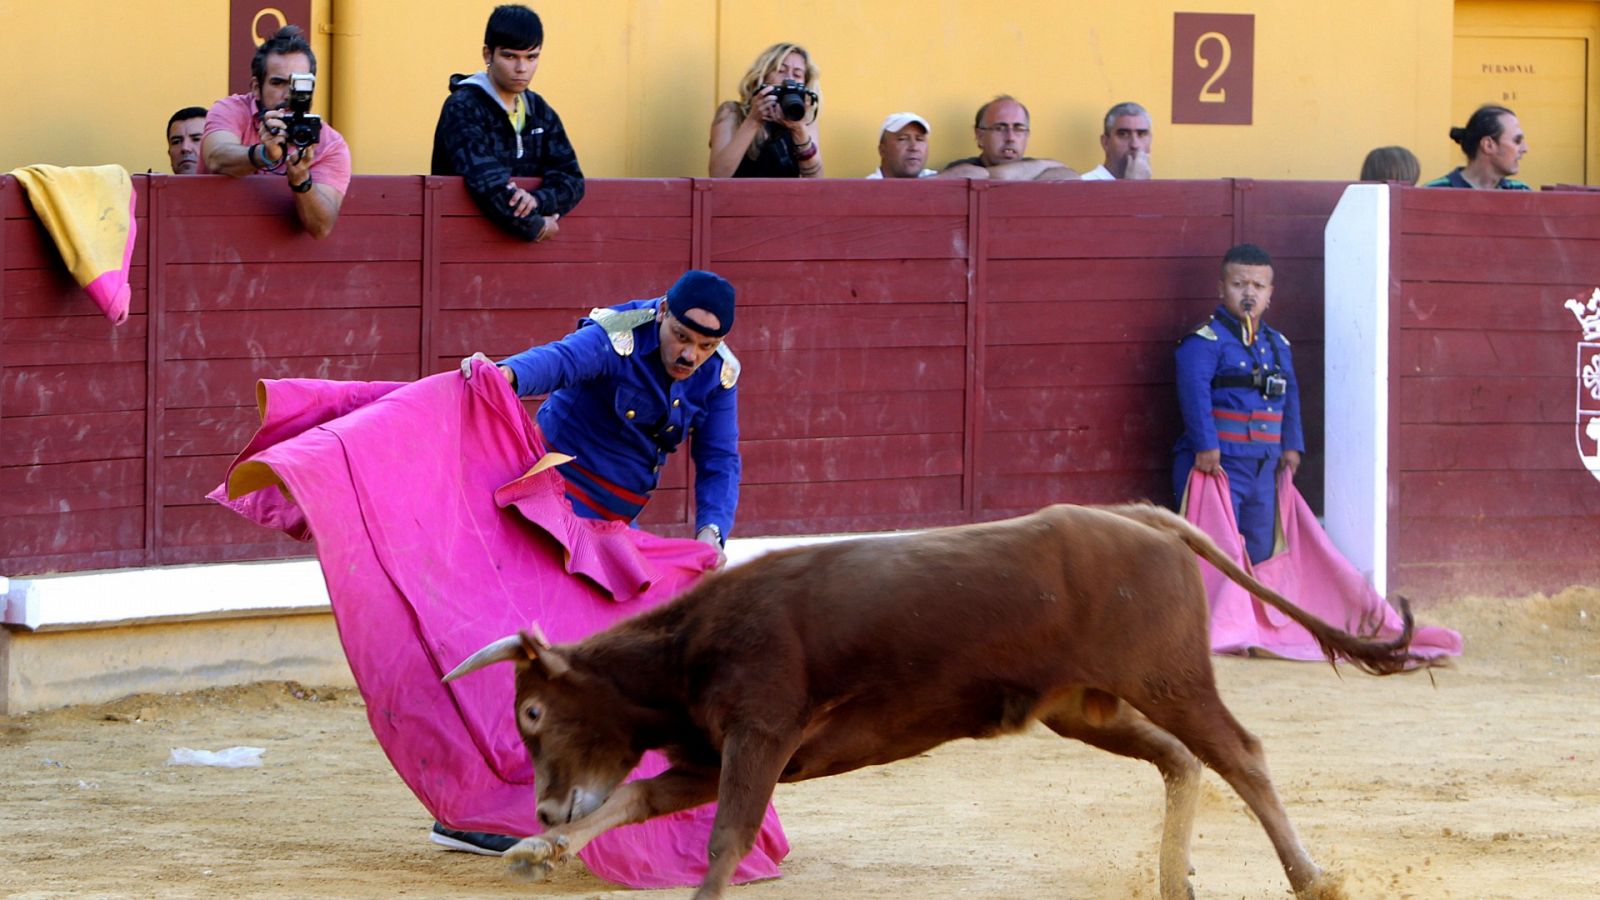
[504,835,568,881]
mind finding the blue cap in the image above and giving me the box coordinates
[665,270,735,337]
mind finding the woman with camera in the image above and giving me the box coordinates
[709,43,823,178]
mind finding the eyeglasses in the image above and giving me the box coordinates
[978,124,1029,135]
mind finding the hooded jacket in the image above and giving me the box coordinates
[430,71,585,240]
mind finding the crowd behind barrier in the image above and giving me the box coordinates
[4,174,1598,601]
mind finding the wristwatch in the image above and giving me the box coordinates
[289,175,315,194]
[699,524,724,547]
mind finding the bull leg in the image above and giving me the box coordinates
[502,767,719,881]
[693,728,799,900]
[1133,691,1323,898]
[1039,688,1203,900]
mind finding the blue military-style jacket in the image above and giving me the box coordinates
[1174,305,1305,460]
[499,298,741,540]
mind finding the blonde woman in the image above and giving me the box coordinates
[709,43,822,178]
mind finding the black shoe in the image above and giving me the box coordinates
[430,821,520,856]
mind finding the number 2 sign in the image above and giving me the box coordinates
[1172,13,1254,125]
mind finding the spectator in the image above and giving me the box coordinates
[431,4,585,242]
[166,107,207,175]
[1359,146,1420,184]
[867,112,936,179]
[199,25,352,239]
[1172,243,1304,565]
[941,95,1076,180]
[709,43,823,178]
[1081,102,1153,181]
[1424,105,1530,190]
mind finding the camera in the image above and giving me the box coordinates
[1258,370,1288,399]
[283,72,323,148]
[772,79,817,122]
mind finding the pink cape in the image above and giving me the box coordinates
[1181,468,1462,661]
[208,361,788,887]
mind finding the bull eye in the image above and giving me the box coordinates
[523,704,541,722]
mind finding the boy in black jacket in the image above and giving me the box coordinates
[430,5,584,241]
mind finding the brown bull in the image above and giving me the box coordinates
[446,502,1426,899]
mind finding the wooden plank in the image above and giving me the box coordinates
[1398,376,1571,425]
[737,346,966,394]
[987,257,1217,303]
[0,507,144,557]
[709,215,967,261]
[984,179,1233,217]
[1392,560,1599,602]
[1399,281,1590,332]
[1,410,145,467]
[1397,514,1596,562]
[1,315,147,366]
[706,179,969,217]
[438,261,691,310]
[159,503,314,550]
[432,309,585,359]
[1,458,143,515]
[1396,423,1578,472]
[163,308,421,360]
[704,259,969,306]
[1400,470,1600,518]
[977,470,1171,509]
[1400,184,1600,218]
[732,303,964,351]
[635,487,687,524]
[164,261,421,312]
[160,454,233,505]
[158,355,419,409]
[1396,234,1600,285]
[163,406,263,458]
[986,215,1233,259]
[1398,329,1571,378]
[739,475,963,521]
[5,266,149,319]
[740,433,964,484]
[1403,207,1600,241]
[156,174,423,217]
[164,215,422,264]
[2,218,150,272]
[986,302,1202,346]
[984,341,1174,388]
[1,362,146,416]
[982,384,1177,434]
[437,216,691,264]
[737,389,964,440]
[1238,181,1347,217]
[433,178,692,218]
[982,424,1179,474]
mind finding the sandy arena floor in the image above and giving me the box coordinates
[2,588,1596,899]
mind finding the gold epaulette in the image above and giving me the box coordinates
[1188,322,1218,342]
[588,306,658,356]
[716,344,740,389]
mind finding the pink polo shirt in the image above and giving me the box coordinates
[199,93,352,195]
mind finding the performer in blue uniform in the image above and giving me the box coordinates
[1173,243,1304,564]
[462,269,740,554]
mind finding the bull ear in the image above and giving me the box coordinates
[441,634,529,683]
[522,630,571,680]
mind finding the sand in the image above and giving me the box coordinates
[3,588,1596,899]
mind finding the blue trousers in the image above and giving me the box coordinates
[1173,452,1278,564]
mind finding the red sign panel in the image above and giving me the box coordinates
[229,1,313,96]
[1171,13,1254,125]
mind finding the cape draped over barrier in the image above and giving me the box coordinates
[208,362,788,888]
[8,164,136,324]
[1181,468,1462,661]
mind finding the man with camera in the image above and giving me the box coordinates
[1172,243,1303,565]
[199,25,351,240]
[430,5,584,242]
[940,96,1076,181]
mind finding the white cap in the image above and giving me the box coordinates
[879,112,931,136]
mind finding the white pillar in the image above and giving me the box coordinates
[1323,184,1391,595]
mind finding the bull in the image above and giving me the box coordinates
[446,502,1428,899]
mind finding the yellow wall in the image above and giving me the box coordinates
[0,0,1584,185]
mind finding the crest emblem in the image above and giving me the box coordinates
[1565,289,1600,483]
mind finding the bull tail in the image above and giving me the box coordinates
[1106,503,1428,676]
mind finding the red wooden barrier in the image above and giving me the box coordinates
[3,174,1337,577]
[1390,187,1600,600]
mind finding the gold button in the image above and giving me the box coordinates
[652,465,660,473]
[666,425,675,433]
[625,410,635,419]
[672,399,680,408]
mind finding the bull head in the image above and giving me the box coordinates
[442,624,641,829]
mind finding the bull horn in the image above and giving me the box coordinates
[442,634,526,683]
